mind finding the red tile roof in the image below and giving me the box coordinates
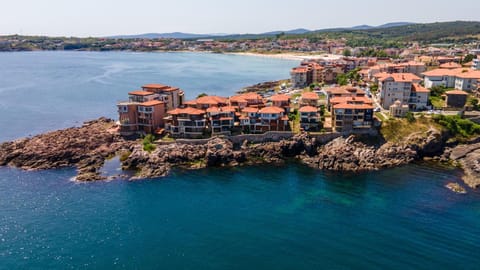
[259,106,284,114]
[241,107,259,113]
[270,94,290,102]
[411,84,430,93]
[196,95,228,105]
[168,107,205,115]
[446,90,469,95]
[333,103,374,109]
[377,73,421,83]
[298,106,318,113]
[128,90,154,96]
[301,92,319,100]
[141,100,164,106]
[142,84,169,89]
[439,62,462,69]
[329,96,373,105]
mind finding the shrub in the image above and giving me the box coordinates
[433,115,480,137]
[142,134,156,152]
[405,112,416,123]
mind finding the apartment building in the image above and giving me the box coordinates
[270,94,291,112]
[206,106,236,135]
[184,95,228,110]
[298,106,321,131]
[141,83,184,111]
[300,91,320,107]
[377,73,422,109]
[229,92,265,109]
[332,100,374,133]
[423,68,480,91]
[117,90,166,134]
[238,106,289,133]
[164,107,207,138]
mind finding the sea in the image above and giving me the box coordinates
[0,51,479,269]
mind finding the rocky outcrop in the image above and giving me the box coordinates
[448,142,480,188]
[122,131,445,179]
[300,136,417,172]
[5,119,478,187]
[0,118,133,181]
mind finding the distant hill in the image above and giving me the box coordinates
[106,21,479,45]
[108,32,223,39]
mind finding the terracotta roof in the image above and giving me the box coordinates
[141,100,164,106]
[183,100,197,105]
[298,106,318,113]
[241,107,259,113]
[445,90,469,95]
[270,94,290,102]
[220,106,236,112]
[377,73,421,83]
[128,90,154,96]
[196,95,228,105]
[230,93,263,103]
[333,103,374,109]
[259,106,284,114]
[301,92,319,100]
[168,107,205,115]
[291,67,309,73]
[411,84,430,93]
[206,107,221,113]
[142,83,169,89]
[439,62,462,69]
[422,68,455,77]
[329,96,373,105]
[455,70,480,79]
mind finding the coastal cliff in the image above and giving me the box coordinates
[0,118,134,181]
[1,117,478,188]
[123,129,447,179]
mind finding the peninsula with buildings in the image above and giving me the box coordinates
[1,22,480,190]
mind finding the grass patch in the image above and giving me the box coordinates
[375,112,387,122]
[380,117,437,143]
[142,134,157,153]
[432,114,480,139]
[429,96,445,109]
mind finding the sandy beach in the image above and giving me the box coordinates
[227,52,344,61]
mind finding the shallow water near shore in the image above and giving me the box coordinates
[1,51,480,269]
[1,163,480,269]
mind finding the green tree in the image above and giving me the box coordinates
[197,93,208,98]
[343,48,352,57]
[336,74,348,86]
[405,112,416,123]
[463,54,475,64]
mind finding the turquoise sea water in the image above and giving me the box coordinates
[0,52,479,269]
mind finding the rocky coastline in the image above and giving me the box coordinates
[0,117,479,189]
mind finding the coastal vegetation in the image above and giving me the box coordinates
[432,115,480,138]
[142,134,156,152]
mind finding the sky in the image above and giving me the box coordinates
[2,0,479,37]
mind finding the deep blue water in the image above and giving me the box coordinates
[0,52,479,269]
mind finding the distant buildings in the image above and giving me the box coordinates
[422,68,480,91]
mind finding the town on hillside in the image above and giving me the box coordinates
[116,51,480,139]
